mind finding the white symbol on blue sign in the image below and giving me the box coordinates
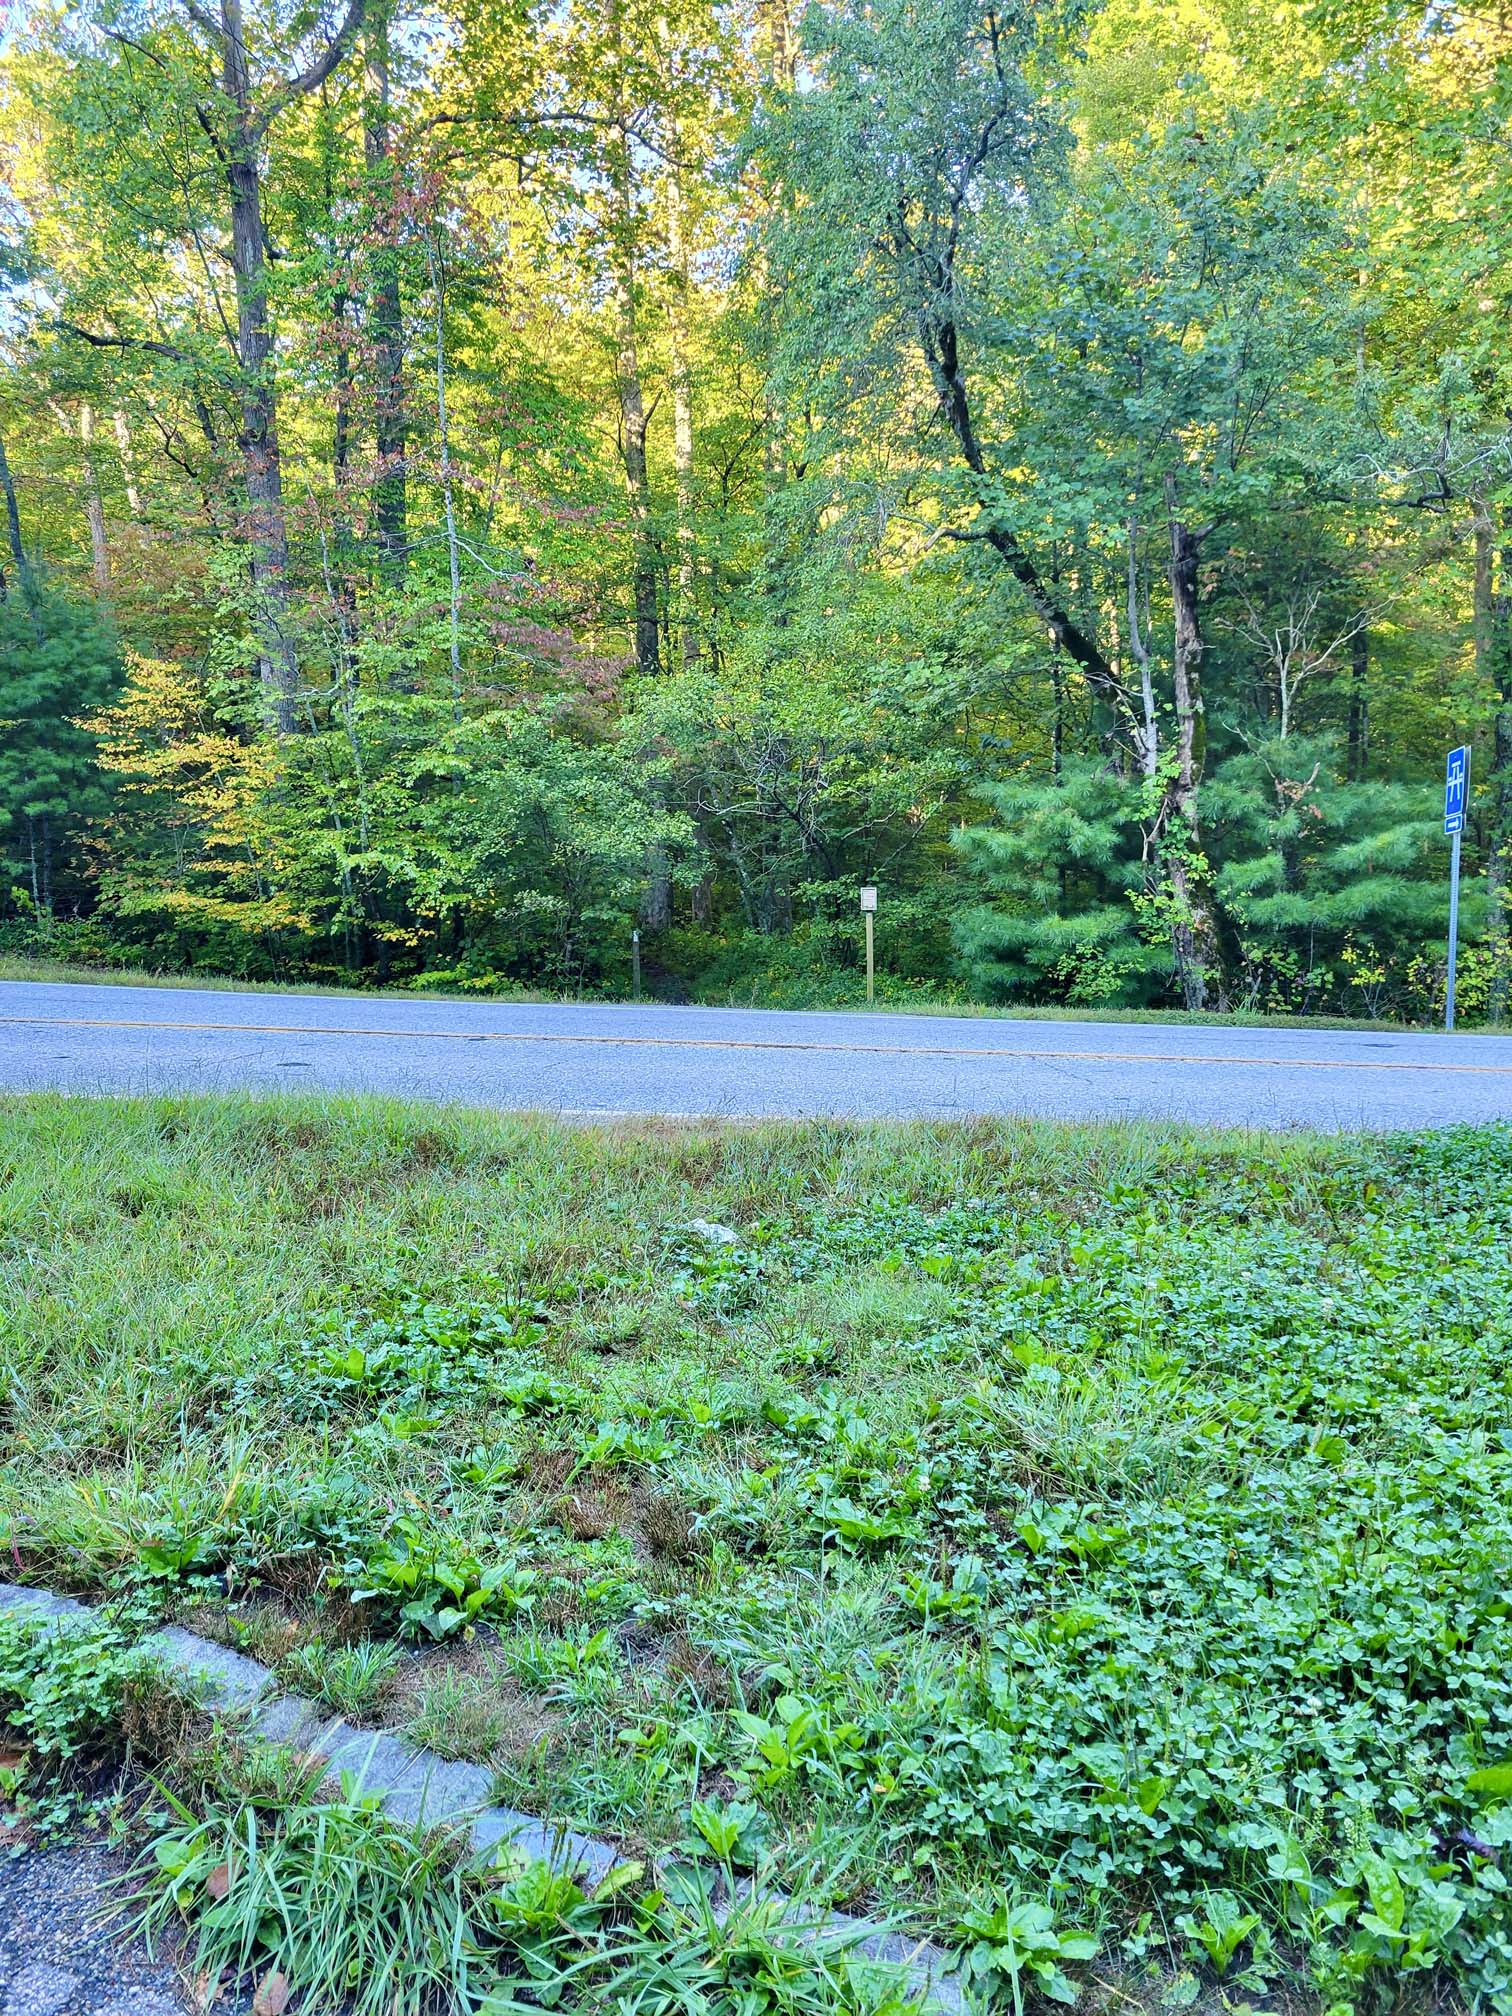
[1445,746,1470,835]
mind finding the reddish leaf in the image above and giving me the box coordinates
[205,1862,231,1901]
[253,1971,291,2016]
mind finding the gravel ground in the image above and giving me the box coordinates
[0,1841,193,2016]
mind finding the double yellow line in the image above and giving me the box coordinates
[4,1013,1511,1075]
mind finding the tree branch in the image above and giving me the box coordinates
[57,322,226,448]
[176,0,227,41]
[254,0,370,135]
[57,319,195,366]
[912,307,1124,703]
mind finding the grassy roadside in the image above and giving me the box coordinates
[0,951,1440,1032]
[2,1095,1511,2013]
[0,952,544,1008]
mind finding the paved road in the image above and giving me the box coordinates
[0,1839,194,2016]
[3,979,1512,1130]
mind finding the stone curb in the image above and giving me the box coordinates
[0,1583,964,2012]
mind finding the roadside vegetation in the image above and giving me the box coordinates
[5,2,1512,1025]
[3,1096,1511,2013]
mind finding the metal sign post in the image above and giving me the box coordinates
[859,885,878,1004]
[1444,746,1470,1032]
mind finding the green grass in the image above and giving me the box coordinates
[129,1767,921,2016]
[277,1636,403,1718]
[3,1093,1512,2015]
[0,950,1448,1031]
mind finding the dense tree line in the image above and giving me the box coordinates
[0,0,1508,1015]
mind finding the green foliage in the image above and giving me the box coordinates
[1208,736,1448,1013]
[136,1786,496,2016]
[951,1898,1100,2016]
[1174,1892,1263,1980]
[342,1518,540,1641]
[408,1667,520,1760]
[274,1291,555,1418]
[0,0,1504,1016]
[0,1611,137,1765]
[0,585,121,913]
[133,1781,928,2015]
[685,1794,768,1868]
[502,1626,622,1704]
[953,764,1166,1004]
[277,1639,402,1718]
[956,738,1456,1018]
[7,1097,1512,2008]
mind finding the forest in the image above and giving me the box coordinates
[0,0,1507,1018]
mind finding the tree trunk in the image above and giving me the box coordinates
[47,397,112,593]
[113,411,143,517]
[1127,519,1157,779]
[79,404,111,594]
[332,290,354,524]
[753,2,797,615]
[25,814,53,915]
[601,0,667,930]
[1475,500,1512,1020]
[761,0,796,88]
[612,250,661,678]
[365,5,407,586]
[598,0,660,679]
[329,287,361,647]
[666,122,699,665]
[427,229,463,718]
[1164,474,1217,1012]
[759,374,788,619]
[640,841,674,931]
[1346,624,1369,781]
[319,90,359,644]
[0,427,28,599]
[221,0,301,732]
[916,306,1125,721]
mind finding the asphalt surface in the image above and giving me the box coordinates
[3,979,1512,1131]
[0,1840,193,2016]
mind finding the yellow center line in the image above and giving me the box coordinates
[4,1013,1511,1076]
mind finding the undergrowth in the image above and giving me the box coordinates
[2,1095,1511,2012]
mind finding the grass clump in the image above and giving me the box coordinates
[278,1638,402,1718]
[137,1786,489,2016]
[407,1666,521,1761]
[4,1094,1512,2012]
[133,1782,926,2016]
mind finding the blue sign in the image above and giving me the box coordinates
[1445,745,1471,835]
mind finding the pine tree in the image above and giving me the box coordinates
[953,762,1170,1005]
[0,584,122,915]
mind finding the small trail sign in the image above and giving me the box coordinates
[1445,746,1470,835]
[1444,746,1470,1031]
